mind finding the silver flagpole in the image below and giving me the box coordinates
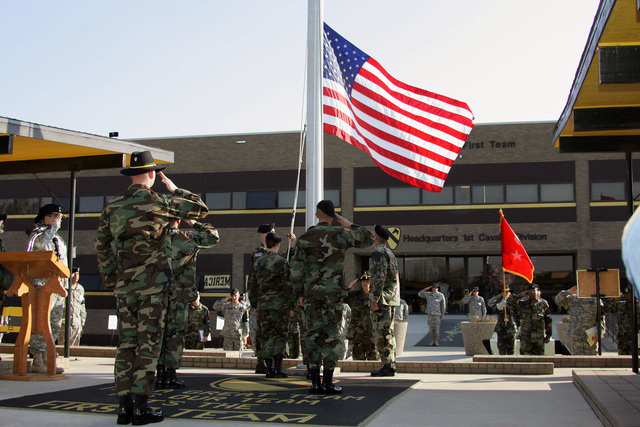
[305,0,324,229]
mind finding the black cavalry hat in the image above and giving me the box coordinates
[120,151,166,176]
[35,203,65,223]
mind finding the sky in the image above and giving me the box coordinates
[2,0,600,140]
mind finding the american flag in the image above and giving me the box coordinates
[322,23,474,192]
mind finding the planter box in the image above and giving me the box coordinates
[461,320,497,356]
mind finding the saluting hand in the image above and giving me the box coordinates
[158,171,178,193]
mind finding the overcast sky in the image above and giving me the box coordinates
[2,0,600,139]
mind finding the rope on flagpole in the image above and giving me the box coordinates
[287,42,309,262]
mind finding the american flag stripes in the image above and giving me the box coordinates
[322,23,474,192]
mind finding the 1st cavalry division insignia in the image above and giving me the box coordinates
[387,227,400,250]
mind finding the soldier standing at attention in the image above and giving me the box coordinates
[27,203,68,374]
[517,283,553,355]
[213,288,251,351]
[488,287,519,355]
[418,283,446,346]
[605,287,640,355]
[291,200,374,395]
[370,225,401,377]
[156,218,219,389]
[95,151,208,426]
[555,285,602,355]
[248,232,295,378]
[462,287,487,321]
[249,223,274,374]
[346,272,378,360]
[185,293,211,350]
[59,267,87,347]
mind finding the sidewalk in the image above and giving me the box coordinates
[0,314,634,426]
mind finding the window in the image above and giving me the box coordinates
[356,188,386,206]
[591,182,624,201]
[422,187,453,205]
[246,191,276,209]
[472,185,504,204]
[325,189,340,206]
[232,192,246,210]
[0,199,14,214]
[540,183,574,202]
[389,187,419,205]
[454,186,471,205]
[78,196,104,213]
[15,198,39,214]
[506,184,538,203]
[206,192,231,210]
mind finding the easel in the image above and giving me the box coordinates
[577,269,620,356]
[0,251,69,381]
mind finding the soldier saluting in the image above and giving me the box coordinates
[95,151,208,425]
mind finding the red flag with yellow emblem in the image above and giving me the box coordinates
[500,210,534,283]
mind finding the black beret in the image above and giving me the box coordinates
[471,287,479,292]
[257,223,275,233]
[72,267,80,273]
[230,288,240,295]
[374,224,391,240]
[317,200,335,217]
[527,283,539,290]
[266,232,282,244]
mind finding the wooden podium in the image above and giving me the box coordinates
[0,251,69,380]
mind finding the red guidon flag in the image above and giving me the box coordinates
[500,210,534,283]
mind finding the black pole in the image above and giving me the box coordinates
[625,152,638,374]
[588,268,604,356]
[64,170,77,359]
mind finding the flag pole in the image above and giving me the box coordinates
[305,0,324,229]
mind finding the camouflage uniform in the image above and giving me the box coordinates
[370,244,400,365]
[95,184,208,397]
[605,296,640,355]
[185,302,211,350]
[213,298,251,351]
[158,222,219,369]
[28,221,68,355]
[287,307,301,359]
[336,303,351,360]
[249,243,267,364]
[516,296,552,355]
[555,290,602,355]
[418,288,446,345]
[290,222,374,370]
[346,286,378,360]
[462,294,487,320]
[59,281,87,346]
[248,250,295,360]
[488,293,518,355]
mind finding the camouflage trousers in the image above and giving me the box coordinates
[222,335,242,351]
[257,308,289,360]
[157,295,189,369]
[569,327,598,355]
[58,322,83,347]
[303,299,343,369]
[520,337,545,355]
[185,332,204,350]
[30,288,65,354]
[249,310,264,356]
[371,306,396,365]
[115,292,168,396]
[348,319,378,360]
[287,332,300,359]
[299,304,309,365]
[427,314,442,343]
[495,323,517,355]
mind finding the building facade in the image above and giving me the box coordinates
[0,121,635,344]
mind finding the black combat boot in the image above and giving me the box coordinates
[117,394,134,425]
[273,356,288,378]
[265,358,275,378]
[371,363,396,377]
[309,368,323,394]
[255,358,267,374]
[132,395,164,425]
[154,365,166,389]
[322,368,342,394]
[164,367,187,389]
